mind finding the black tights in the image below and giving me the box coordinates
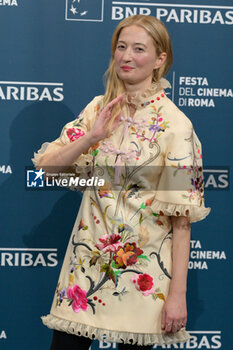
[50,330,152,350]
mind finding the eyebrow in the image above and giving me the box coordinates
[117,40,147,48]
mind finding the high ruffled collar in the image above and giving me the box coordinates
[124,78,171,109]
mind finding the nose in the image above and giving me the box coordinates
[122,47,133,62]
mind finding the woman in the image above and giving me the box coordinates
[32,15,210,349]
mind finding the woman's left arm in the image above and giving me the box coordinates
[161,216,191,334]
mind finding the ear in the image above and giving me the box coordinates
[154,52,167,70]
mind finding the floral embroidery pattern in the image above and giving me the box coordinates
[131,273,155,296]
[65,110,88,142]
[120,115,147,131]
[55,99,184,315]
[172,164,204,204]
[55,205,168,314]
[67,128,85,142]
[130,104,169,144]
[95,233,123,253]
[122,272,165,302]
[113,242,143,269]
[55,206,168,314]
[171,135,204,205]
[67,285,89,313]
[98,182,115,199]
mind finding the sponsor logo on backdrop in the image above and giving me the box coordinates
[0,165,12,174]
[171,73,233,108]
[0,248,58,267]
[65,0,105,22]
[0,81,64,102]
[99,338,117,348]
[152,331,222,348]
[0,0,17,6]
[189,240,226,270]
[99,331,222,348]
[0,330,7,340]
[204,168,229,190]
[64,1,233,25]
[111,1,233,25]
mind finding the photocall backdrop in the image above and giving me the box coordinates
[0,1,232,349]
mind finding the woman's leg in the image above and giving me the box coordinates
[118,343,152,350]
[50,330,92,350]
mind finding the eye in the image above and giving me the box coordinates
[135,47,144,52]
[116,44,126,50]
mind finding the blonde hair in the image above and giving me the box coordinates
[102,15,173,132]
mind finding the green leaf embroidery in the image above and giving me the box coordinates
[91,150,98,157]
[137,254,150,262]
[140,202,146,209]
[111,261,117,269]
[114,270,122,285]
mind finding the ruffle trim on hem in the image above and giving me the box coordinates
[31,142,50,167]
[41,314,191,346]
[151,198,211,223]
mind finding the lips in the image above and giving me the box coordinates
[121,65,134,72]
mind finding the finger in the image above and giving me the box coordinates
[161,309,166,330]
[165,320,173,333]
[181,318,187,328]
[171,323,179,333]
[175,319,186,332]
[100,102,116,118]
[106,94,124,109]
[118,93,125,104]
[100,94,125,122]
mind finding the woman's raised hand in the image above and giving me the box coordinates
[88,94,124,143]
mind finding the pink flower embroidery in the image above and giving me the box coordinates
[67,284,88,313]
[131,273,155,296]
[67,128,85,142]
[95,234,123,253]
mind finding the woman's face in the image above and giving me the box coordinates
[114,25,165,90]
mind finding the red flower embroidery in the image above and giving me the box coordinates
[131,273,155,296]
[95,234,123,253]
[67,128,85,142]
[113,242,143,269]
[67,284,89,313]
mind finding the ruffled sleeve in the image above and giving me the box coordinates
[32,96,103,174]
[152,120,211,223]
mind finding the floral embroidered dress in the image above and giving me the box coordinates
[32,79,210,346]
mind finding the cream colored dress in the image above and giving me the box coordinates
[32,79,210,346]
